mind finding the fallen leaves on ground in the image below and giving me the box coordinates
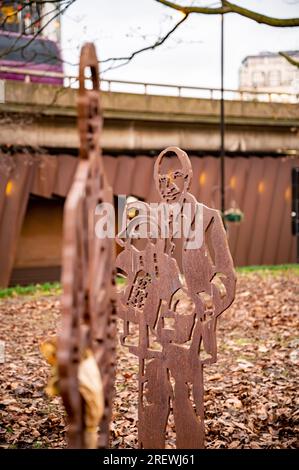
[0,272,298,449]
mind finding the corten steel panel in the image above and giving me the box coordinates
[10,266,61,286]
[113,155,136,196]
[225,158,238,203]
[102,154,297,267]
[4,152,298,288]
[289,162,298,261]
[234,157,265,266]
[0,154,35,287]
[198,157,219,208]
[223,156,238,213]
[262,158,293,265]
[287,159,298,264]
[201,156,212,204]
[276,158,297,264]
[289,220,297,262]
[191,156,207,202]
[222,158,238,262]
[31,155,58,198]
[131,155,155,200]
[0,174,8,223]
[53,155,78,197]
[248,158,281,266]
[103,155,118,188]
[14,198,63,268]
[225,157,239,257]
[0,155,12,223]
[227,159,251,261]
[147,156,160,203]
[189,156,205,201]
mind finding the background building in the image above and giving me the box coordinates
[239,51,299,96]
[39,1,61,44]
[0,1,61,43]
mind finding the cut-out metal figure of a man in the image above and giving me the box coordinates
[116,147,236,449]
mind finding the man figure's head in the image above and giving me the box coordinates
[154,147,192,203]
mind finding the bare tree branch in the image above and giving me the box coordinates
[0,0,68,30]
[0,1,75,59]
[155,0,299,27]
[101,13,189,74]
[279,51,299,68]
[0,0,298,77]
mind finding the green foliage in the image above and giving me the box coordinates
[236,264,299,275]
[0,265,297,299]
[32,441,43,449]
[0,282,61,299]
[116,276,126,286]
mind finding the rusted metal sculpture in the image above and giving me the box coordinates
[116,146,236,449]
[58,43,117,449]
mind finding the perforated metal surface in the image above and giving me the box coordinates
[116,146,236,448]
[58,43,116,449]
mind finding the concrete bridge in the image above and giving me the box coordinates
[0,80,299,154]
[0,80,298,287]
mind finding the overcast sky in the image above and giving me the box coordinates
[61,0,299,89]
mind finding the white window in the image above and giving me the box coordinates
[252,71,265,86]
[268,70,281,87]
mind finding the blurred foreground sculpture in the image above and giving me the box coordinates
[116,147,236,448]
[58,43,117,449]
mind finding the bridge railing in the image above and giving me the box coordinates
[1,65,298,103]
[97,78,299,103]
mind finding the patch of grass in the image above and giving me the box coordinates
[33,441,43,449]
[0,282,61,299]
[0,265,297,299]
[236,264,299,275]
[234,338,252,346]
